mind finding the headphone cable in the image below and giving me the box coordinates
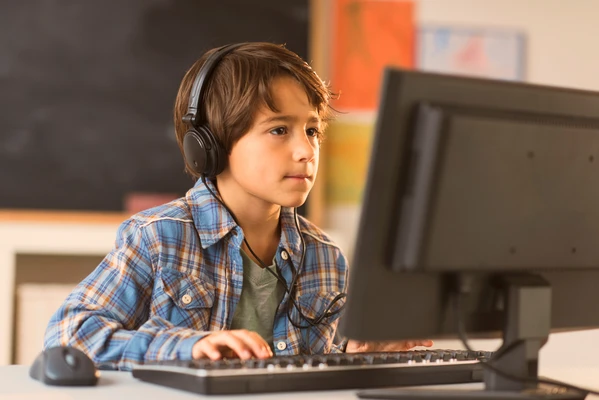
[201,176,346,331]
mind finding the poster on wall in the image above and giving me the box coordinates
[417,25,526,81]
[331,0,415,111]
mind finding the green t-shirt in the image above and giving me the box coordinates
[230,249,286,350]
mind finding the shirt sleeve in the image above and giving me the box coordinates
[43,218,208,371]
[329,337,349,353]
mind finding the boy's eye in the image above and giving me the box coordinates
[306,127,320,137]
[270,127,287,135]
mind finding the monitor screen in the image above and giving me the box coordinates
[339,68,599,398]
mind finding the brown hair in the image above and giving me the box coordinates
[173,42,335,178]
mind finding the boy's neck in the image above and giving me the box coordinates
[214,177,282,266]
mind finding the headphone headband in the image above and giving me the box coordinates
[183,43,245,127]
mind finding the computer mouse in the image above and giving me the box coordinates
[29,346,99,386]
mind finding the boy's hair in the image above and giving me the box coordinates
[173,42,335,178]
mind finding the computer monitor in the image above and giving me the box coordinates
[339,68,599,399]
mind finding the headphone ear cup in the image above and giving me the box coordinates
[183,126,227,178]
[200,125,227,177]
[183,128,210,176]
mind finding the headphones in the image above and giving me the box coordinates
[182,43,245,178]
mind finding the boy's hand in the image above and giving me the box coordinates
[192,330,274,360]
[345,339,434,353]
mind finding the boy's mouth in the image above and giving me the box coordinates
[285,174,312,181]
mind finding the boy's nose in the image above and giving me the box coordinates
[293,133,317,162]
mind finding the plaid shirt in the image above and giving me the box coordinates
[44,179,348,370]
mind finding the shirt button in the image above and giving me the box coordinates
[181,294,192,305]
[280,250,289,260]
[276,341,287,351]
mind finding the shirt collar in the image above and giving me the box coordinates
[278,203,302,258]
[186,178,302,256]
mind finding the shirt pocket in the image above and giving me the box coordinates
[158,268,216,330]
[293,291,347,353]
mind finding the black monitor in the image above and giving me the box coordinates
[339,68,599,399]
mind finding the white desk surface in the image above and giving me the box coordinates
[1,365,598,400]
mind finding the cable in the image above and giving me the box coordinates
[453,285,599,396]
[201,176,346,340]
[202,176,294,293]
[282,207,346,329]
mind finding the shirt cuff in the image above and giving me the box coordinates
[176,334,208,360]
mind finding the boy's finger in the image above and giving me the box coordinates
[402,341,419,350]
[232,330,272,359]
[192,339,222,360]
[247,331,273,357]
[214,334,254,360]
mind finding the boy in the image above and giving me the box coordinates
[44,42,431,370]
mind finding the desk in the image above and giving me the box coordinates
[1,365,598,399]
[0,210,127,365]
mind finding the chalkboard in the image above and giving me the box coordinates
[0,0,308,211]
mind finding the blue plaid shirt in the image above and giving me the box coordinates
[44,179,348,370]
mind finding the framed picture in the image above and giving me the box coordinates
[417,25,526,81]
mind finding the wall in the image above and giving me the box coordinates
[418,0,599,91]
[0,0,309,212]
[324,0,599,256]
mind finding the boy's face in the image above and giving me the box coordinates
[223,76,321,208]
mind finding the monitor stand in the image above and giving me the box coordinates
[358,274,588,400]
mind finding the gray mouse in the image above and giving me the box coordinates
[29,346,98,386]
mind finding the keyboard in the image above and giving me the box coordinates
[132,349,493,395]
